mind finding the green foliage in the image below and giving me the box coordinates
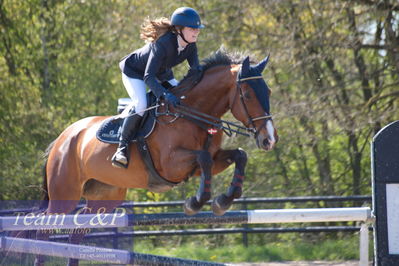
[0,0,397,211]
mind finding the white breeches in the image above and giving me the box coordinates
[121,73,178,117]
[122,74,147,116]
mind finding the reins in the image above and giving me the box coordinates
[155,68,273,138]
[175,104,254,137]
[154,103,254,137]
[119,68,273,139]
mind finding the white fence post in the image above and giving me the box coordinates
[359,222,369,266]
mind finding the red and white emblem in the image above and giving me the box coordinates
[207,128,218,135]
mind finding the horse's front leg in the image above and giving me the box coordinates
[184,150,213,216]
[211,148,247,216]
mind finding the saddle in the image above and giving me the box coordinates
[96,93,157,144]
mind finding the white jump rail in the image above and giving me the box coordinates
[0,207,372,265]
[0,207,371,230]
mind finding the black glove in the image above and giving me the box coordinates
[188,65,203,75]
[161,81,176,90]
[163,92,180,107]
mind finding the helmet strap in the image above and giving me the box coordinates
[178,29,191,44]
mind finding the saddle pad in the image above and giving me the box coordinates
[96,108,156,144]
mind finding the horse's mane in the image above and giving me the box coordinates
[175,47,254,93]
[201,47,248,71]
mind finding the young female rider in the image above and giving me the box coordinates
[112,7,204,168]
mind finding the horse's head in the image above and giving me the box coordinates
[230,56,278,151]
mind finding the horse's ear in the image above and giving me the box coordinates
[254,54,269,73]
[241,56,250,76]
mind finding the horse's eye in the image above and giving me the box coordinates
[243,91,251,100]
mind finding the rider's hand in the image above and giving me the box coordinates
[163,92,180,107]
[187,65,203,76]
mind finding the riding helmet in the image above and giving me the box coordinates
[171,7,205,29]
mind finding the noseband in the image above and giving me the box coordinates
[235,74,273,138]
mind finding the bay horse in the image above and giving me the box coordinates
[36,49,278,265]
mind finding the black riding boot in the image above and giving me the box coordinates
[111,114,142,168]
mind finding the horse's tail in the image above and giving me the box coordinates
[40,140,55,210]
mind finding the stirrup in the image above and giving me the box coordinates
[111,148,128,169]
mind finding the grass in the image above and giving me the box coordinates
[133,236,364,263]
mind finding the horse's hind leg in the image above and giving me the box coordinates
[35,156,83,266]
[184,150,213,216]
[211,148,247,216]
[67,185,127,266]
[34,199,80,266]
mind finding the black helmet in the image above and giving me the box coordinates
[171,7,204,29]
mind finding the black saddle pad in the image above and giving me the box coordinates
[96,94,157,144]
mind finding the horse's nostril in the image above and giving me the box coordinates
[263,138,270,147]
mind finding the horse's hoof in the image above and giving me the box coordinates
[212,194,233,216]
[183,196,201,216]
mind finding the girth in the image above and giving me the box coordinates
[136,136,180,193]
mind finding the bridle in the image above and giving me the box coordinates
[147,68,274,139]
[234,70,273,138]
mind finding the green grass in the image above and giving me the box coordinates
[133,237,363,263]
[1,235,369,265]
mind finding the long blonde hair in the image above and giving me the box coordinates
[140,17,175,43]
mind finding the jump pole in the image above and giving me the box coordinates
[0,207,371,231]
[0,236,224,265]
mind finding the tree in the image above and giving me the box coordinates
[0,0,397,203]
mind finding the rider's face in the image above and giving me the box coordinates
[181,27,200,43]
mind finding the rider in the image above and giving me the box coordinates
[112,7,204,168]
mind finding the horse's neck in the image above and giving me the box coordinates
[185,66,236,118]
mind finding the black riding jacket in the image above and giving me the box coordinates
[120,31,200,98]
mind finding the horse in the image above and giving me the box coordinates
[36,49,278,266]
